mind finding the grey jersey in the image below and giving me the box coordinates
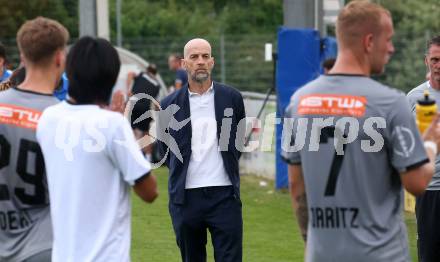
[407,81,440,190]
[282,75,428,262]
[0,88,58,261]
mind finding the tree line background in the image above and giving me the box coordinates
[0,0,438,93]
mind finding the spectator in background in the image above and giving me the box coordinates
[126,64,161,160]
[406,35,440,262]
[0,42,12,82]
[53,72,69,100]
[168,53,188,91]
[322,58,336,74]
[0,65,69,102]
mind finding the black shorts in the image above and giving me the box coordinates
[415,190,440,262]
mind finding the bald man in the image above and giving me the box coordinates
[168,53,188,90]
[281,1,440,261]
[157,38,246,262]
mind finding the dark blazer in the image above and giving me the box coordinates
[157,82,246,204]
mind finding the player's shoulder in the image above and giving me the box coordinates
[0,87,23,100]
[38,103,68,131]
[353,79,410,116]
[371,79,406,99]
[100,109,134,136]
[41,101,65,115]
[289,76,325,101]
[95,110,133,143]
[331,76,405,98]
[407,82,428,99]
[0,87,59,109]
[93,107,127,124]
[290,75,407,111]
[0,87,14,100]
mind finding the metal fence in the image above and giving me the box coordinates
[1,34,277,93]
[119,34,277,93]
[1,30,435,94]
[376,30,433,93]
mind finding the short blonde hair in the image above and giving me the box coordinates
[336,1,390,48]
[17,17,69,65]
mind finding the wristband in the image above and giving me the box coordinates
[424,141,438,156]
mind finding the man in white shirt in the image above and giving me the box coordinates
[158,38,246,262]
[37,36,158,262]
[407,35,440,262]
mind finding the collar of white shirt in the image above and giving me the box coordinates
[188,82,214,96]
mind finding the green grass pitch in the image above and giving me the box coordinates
[131,167,418,261]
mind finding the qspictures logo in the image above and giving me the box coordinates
[43,92,418,169]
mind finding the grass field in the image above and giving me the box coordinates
[131,167,418,261]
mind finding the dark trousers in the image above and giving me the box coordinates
[169,186,242,262]
[416,190,440,262]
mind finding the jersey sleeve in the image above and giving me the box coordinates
[406,93,417,113]
[387,95,429,173]
[108,115,151,185]
[406,88,423,114]
[281,96,302,165]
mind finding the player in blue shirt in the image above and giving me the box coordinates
[0,43,12,82]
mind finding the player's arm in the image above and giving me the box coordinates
[288,164,308,243]
[126,71,136,96]
[133,172,158,203]
[111,116,159,202]
[400,114,440,196]
[109,90,126,113]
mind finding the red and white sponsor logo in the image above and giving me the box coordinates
[0,104,42,130]
[298,94,367,117]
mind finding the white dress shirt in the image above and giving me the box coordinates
[185,83,232,189]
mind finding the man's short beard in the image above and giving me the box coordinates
[192,72,210,83]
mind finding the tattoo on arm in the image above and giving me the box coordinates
[295,193,308,242]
